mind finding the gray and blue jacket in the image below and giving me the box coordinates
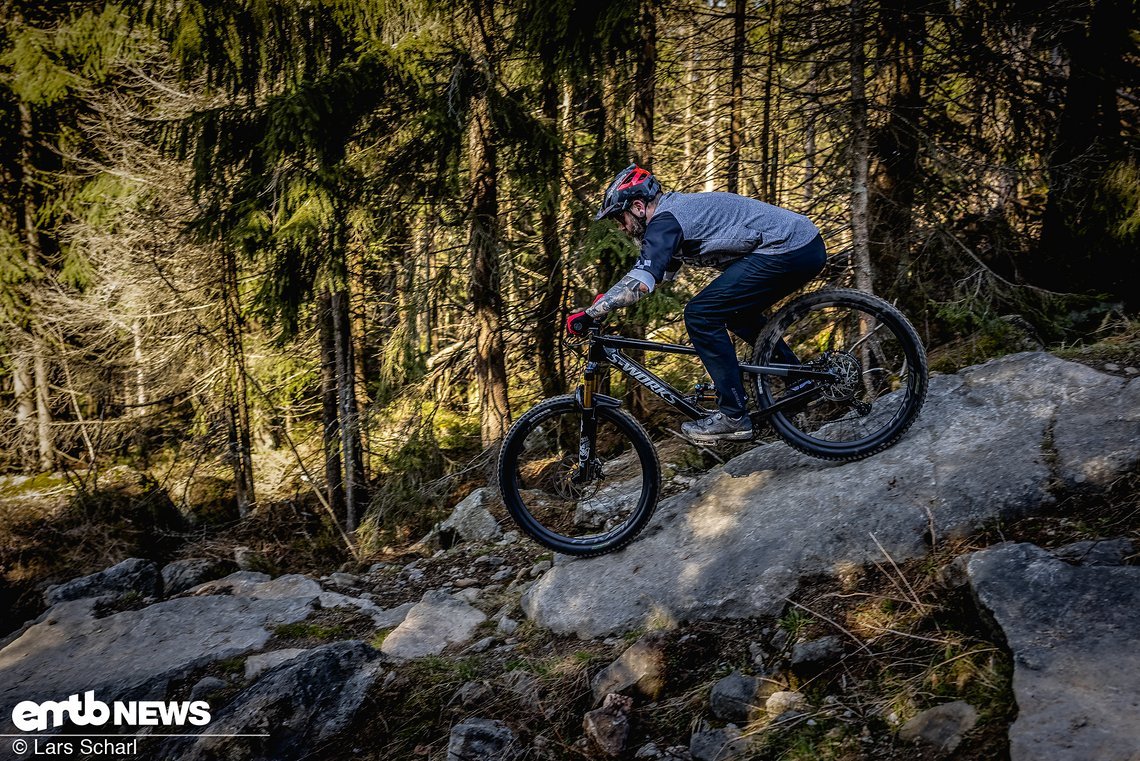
[626,191,820,293]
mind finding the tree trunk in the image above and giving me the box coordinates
[348,241,370,478]
[804,53,818,203]
[759,0,777,201]
[13,350,37,470]
[318,290,345,523]
[331,288,366,531]
[535,79,565,399]
[869,0,925,294]
[684,39,699,178]
[33,336,52,471]
[632,0,656,168]
[18,102,53,472]
[1039,0,1134,302]
[727,0,746,193]
[850,0,874,295]
[704,87,718,192]
[468,1,511,448]
[131,318,147,415]
[221,246,254,514]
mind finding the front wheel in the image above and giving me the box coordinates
[750,288,928,461]
[496,395,661,557]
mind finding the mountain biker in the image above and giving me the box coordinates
[567,163,827,444]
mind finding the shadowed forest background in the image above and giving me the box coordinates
[1,0,1137,621]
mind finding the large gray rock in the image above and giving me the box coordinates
[447,718,519,761]
[161,557,237,596]
[1051,537,1134,566]
[591,631,668,703]
[523,354,1140,637]
[380,590,486,660]
[0,572,322,734]
[708,670,762,722]
[438,487,503,545]
[584,693,634,757]
[967,542,1140,761]
[898,701,978,752]
[155,641,383,761]
[44,557,161,606]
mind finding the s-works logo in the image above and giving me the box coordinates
[12,691,211,731]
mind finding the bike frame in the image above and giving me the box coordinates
[570,327,836,479]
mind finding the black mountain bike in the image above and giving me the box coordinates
[496,288,928,557]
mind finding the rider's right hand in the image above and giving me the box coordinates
[566,294,606,335]
[566,309,595,335]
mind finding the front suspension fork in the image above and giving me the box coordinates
[573,362,600,483]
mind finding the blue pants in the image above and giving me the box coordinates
[683,235,828,417]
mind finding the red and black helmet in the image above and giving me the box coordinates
[594,163,662,221]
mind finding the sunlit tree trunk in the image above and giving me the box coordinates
[318,290,345,523]
[704,87,718,192]
[468,0,511,447]
[331,288,366,530]
[131,318,147,415]
[12,351,37,470]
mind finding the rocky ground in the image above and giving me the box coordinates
[1,351,1138,761]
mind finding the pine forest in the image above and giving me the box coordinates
[1,0,1138,601]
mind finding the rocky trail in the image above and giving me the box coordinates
[0,352,1137,761]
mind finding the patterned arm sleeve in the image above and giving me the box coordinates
[586,275,647,318]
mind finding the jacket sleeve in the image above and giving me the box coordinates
[627,212,683,292]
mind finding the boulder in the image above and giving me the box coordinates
[967,542,1140,761]
[437,487,503,546]
[244,648,308,680]
[790,635,845,677]
[689,725,748,761]
[1050,537,1134,567]
[44,558,161,606]
[161,557,237,597]
[708,670,762,722]
[523,355,1140,637]
[591,631,668,703]
[898,701,978,752]
[0,572,320,733]
[155,641,383,761]
[447,718,519,761]
[765,691,807,718]
[583,693,634,757]
[380,590,486,660]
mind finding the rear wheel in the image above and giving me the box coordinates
[496,395,661,556]
[750,288,928,461]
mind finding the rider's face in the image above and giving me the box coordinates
[617,202,648,240]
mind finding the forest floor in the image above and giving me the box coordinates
[2,339,1138,759]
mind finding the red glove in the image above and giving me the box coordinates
[566,295,605,335]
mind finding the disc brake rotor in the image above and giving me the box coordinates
[820,352,863,402]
